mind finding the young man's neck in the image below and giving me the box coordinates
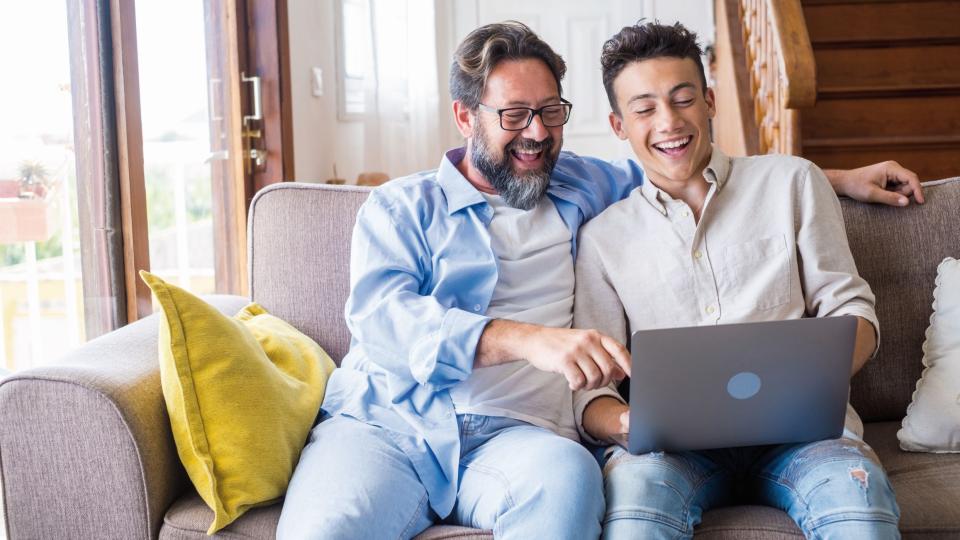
[646,152,713,220]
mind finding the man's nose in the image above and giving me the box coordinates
[655,106,683,133]
[521,112,550,141]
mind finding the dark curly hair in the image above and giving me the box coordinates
[601,21,706,114]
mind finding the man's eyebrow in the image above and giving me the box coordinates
[625,82,697,105]
[503,96,562,108]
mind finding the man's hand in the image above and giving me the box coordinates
[521,326,631,391]
[825,161,924,207]
[582,396,630,443]
[475,320,630,390]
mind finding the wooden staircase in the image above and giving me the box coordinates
[714,0,960,181]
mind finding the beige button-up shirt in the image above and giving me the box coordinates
[573,147,878,438]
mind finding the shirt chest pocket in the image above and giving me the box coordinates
[715,235,791,312]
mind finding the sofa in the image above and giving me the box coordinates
[2,177,960,539]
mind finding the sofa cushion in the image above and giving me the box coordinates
[864,421,960,538]
[142,271,335,533]
[159,493,492,540]
[840,177,960,422]
[160,492,806,539]
[899,257,960,452]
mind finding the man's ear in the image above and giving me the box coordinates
[608,111,628,141]
[453,100,474,138]
[705,87,717,119]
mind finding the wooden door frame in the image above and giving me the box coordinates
[239,0,294,198]
[106,0,292,321]
[109,0,153,321]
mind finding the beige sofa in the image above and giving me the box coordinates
[3,178,960,539]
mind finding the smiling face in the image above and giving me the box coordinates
[608,57,715,187]
[454,58,564,209]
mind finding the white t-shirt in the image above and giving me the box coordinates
[448,192,580,440]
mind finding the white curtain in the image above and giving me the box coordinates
[361,0,442,178]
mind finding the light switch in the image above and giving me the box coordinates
[311,67,324,97]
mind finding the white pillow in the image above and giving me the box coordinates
[898,257,960,452]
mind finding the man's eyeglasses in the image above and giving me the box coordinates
[477,98,573,131]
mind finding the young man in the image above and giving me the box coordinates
[575,22,901,539]
[278,21,917,540]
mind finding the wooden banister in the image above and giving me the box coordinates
[738,0,816,155]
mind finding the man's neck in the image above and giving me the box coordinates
[455,145,498,195]
[647,153,713,220]
[647,171,710,221]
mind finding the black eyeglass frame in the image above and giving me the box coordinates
[477,98,573,131]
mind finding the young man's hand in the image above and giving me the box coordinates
[825,160,925,207]
[582,396,630,443]
[521,326,631,391]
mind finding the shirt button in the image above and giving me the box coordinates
[473,304,482,312]
[682,210,690,218]
[705,305,716,315]
[694,250,703,259]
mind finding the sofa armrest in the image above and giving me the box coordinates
[0,294,250,540]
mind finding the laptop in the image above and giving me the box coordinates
[611,316,857,455]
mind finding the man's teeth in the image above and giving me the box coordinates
[655,136,691,150]
[515,148,541,155]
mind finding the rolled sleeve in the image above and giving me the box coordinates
[347,193,489,388]
[573,385,626,445]
[796,163,880,355]
[409,307,491,386]
[572,222,631,444]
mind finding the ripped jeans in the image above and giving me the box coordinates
[601,437,900,539]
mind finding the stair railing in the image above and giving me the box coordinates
[740,0,816,154]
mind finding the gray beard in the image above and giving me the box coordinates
[470,127,558,211]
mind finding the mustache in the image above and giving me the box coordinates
[506,137,555,154]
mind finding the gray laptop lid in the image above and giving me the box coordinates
[622,316,857,455]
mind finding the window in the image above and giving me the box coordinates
[336,0,411,120]
[0,2,88,371]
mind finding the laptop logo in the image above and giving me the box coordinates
[727,372,761,400]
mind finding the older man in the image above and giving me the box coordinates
[277,21,921,540]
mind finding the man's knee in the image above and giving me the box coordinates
[528,439,604,507]
[600,450,706,537]
[785,439,900,527]
[604,450,700,505]
[278,417,433,540]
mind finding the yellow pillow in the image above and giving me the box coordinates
[140,271,335,534]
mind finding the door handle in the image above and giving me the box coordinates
[241,72,262,127]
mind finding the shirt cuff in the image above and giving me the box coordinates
[573,384,626,446]
[832,305,880,358]
[409,308,491,387]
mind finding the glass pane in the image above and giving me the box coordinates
[0,3,86,372]
[136,0,217,296]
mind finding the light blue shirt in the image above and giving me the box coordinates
[320,147,645,516]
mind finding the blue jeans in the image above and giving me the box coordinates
[277,413,604,539]
[601,437,900,539]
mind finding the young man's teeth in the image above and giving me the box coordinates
[656,136,691,150]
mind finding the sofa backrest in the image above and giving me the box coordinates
[249,183,371,363]
[249,177,960,422]
[840,177,960,421]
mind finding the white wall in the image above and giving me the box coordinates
[286,1,365,182]
[287,0,714,182]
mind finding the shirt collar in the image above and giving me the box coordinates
[638,145,730,213]
[438,147,487,215]
[703,145,731,190]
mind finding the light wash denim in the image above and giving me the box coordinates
[601,437,900,539]
[277,413,605,540]
[324,148,644,517]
